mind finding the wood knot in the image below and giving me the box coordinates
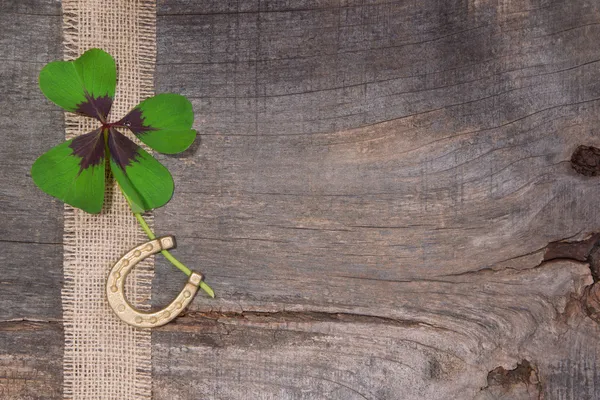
[571,145,600,176]
[486,360,540,388]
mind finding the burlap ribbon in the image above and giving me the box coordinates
[61,1,156,398]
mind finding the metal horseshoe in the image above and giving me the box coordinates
[106,235,202,328]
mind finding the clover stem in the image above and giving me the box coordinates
[134,212,215,298]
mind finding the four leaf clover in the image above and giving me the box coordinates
[32,48,196,213]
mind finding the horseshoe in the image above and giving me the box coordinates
[106,235,202,328]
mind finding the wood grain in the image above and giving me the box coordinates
[0,322,63,400]
[0,0,64,320]
[152,261,597,400]
[151,0,600,399]
[0,1,64,398]
[2,0,600,399]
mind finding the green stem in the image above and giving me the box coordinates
[134,212,215,298]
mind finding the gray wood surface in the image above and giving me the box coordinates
[0,1,64,398]
[3,0,600,398]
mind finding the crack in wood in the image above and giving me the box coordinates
[0,319,62,332]
[543,233,600,265]
[161,310,441,331]
[541,233,600,325]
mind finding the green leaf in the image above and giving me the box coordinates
[107,129,174,212]
[39,48,116,121]
[118,93,196,154]
[31,129,106,213]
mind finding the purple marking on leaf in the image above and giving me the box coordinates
[69,128,105,173]
[75,94,113,121]
[116,108,155,135]
[107,128,140,171]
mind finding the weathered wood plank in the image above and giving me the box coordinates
[0,322,63,400]
[152,261,595,399]
[152,0,600,398]
[152,0,600,303]
[2,0,600,399]
[0,0,64,320]
[0,242,63,319]
[154,0,600,304]
[0,1,64,398]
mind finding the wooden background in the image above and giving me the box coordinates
[2,0,600,398]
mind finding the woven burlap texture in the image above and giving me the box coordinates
[61,1,156,399]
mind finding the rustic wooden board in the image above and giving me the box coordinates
[151,0,600,399]
[3,0,600,399]
[0,1,64,398]
[0,322,63,400]
[0,0,64,320]
[152,261,598,399]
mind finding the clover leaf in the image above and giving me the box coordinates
[31,48,215,299]
[32,48,196,214]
